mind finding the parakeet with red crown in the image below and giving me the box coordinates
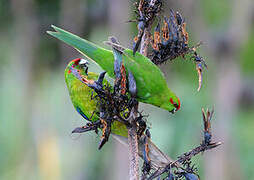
[65,58,128,137]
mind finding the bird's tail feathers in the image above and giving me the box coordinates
[112,134,173,169]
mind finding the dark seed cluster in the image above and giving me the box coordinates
[132,0,162,54]
[134,0,162,24]
[149,8,208,91]
[131,1,207,91]
[150,9,190,65]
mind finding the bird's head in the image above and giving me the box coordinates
[66,58,89,75]
[169,96,181,113]
[160,95,181,114]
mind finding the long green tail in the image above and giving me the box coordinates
[47,25,115,77]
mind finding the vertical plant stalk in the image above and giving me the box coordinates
[128,1,157,179]
[128,107,139,180]
[139,0,155,56]
[140,23,152,56]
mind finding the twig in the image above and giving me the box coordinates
[147,142,222,180]
[175,142,222,165]
[128,107,140,180]
[140,24,152,56]
[139,0,157,56]
[129,0,158,178]
[147,108,222,179]
[129,1,157,179]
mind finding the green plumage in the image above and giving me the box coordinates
[65,60,128,137]
[49,25,180,112]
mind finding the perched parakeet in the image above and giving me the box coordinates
[48,25,180,113]
[65,58,128,137]
[65,58,174,168]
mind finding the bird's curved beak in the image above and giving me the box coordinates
[79,58,89,65]
[175,97,181,111]
[169,109,176,114]
[169,97,181,114]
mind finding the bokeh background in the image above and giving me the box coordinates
[0,0,254,179]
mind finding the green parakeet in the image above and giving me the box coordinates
[65,58,128,137]
[48,25,181,113]
[65,58,174,168]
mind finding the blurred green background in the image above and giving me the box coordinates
[0,0,254,179]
